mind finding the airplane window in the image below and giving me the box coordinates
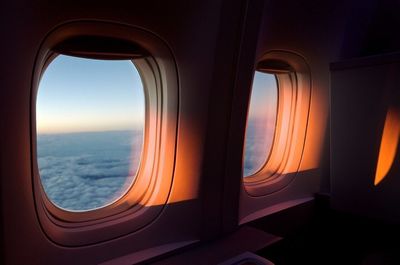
[36,55,144,212]
[243,71,278,177]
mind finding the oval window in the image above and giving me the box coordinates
[36,55,144,212]
[243,71,278,177]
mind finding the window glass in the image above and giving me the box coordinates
[243,71,278,177]
[36,55,144,211]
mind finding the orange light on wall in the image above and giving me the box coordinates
[375,107,400,186]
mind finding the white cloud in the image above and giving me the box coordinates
[37,131,142,211]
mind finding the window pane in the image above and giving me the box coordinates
[243,71,278,177]
[36,55,144,211]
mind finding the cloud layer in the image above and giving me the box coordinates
[37,130,142,211]
[243,119,275,176]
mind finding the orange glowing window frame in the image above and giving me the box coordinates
[31,22,178,246]
[243,51,311,196]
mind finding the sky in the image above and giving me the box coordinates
[248,71,278,121]
[243,71,278,176]
[37,55,144,134]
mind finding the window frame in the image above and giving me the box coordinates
[243,51,311,196]
[31,21,178,246]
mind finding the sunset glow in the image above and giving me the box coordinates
[37,55,144,134]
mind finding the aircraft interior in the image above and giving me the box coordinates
[2,0,400,264]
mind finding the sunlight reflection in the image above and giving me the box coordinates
[375,107,400,186]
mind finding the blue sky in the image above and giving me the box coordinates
[249,71,277,119]
[37,55,144,134]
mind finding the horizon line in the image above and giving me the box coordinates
[37,128,143,136]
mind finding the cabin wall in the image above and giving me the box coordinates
[330,0,400,222]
